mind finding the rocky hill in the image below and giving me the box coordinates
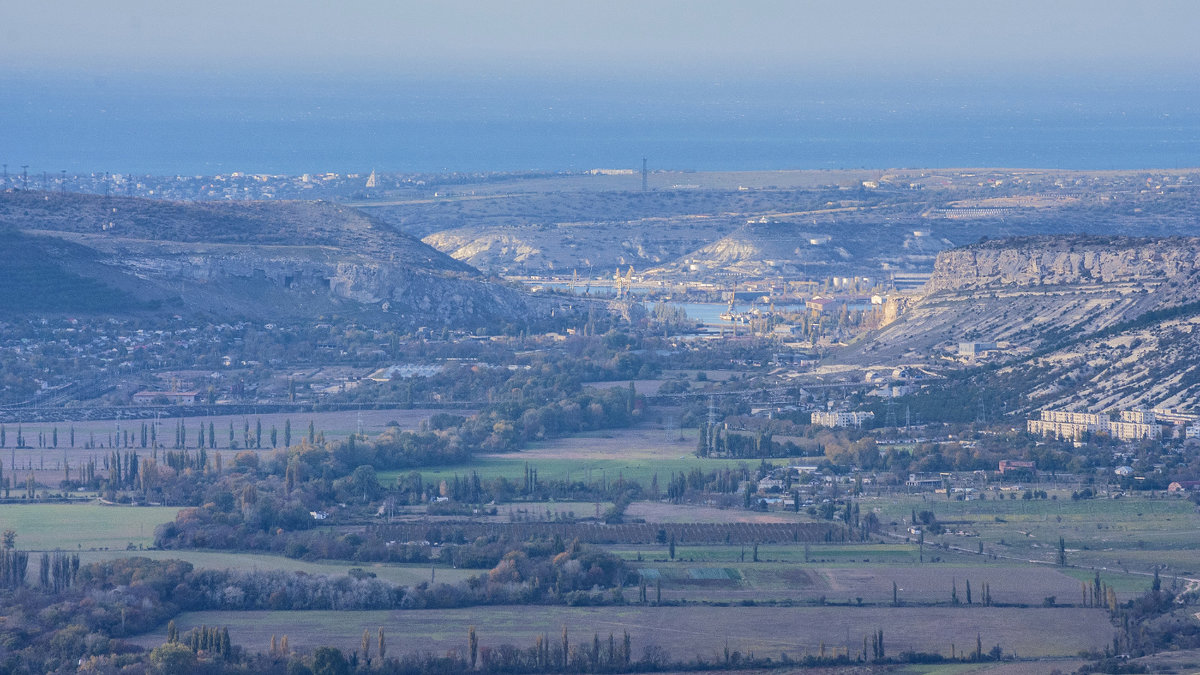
[422,219,736,275]
[0,190,471,268]
[656,217,953,279]
[0,191,570,327]
[845,236,1200,412]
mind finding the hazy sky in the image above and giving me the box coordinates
[4,0,1199,80]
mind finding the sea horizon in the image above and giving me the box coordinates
[3,71,1199,176]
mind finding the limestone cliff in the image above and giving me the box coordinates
[843,235,1200,412]
[924,236,1200,294]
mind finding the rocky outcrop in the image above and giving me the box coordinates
[840,235,1200,411]
[924,236,1200,294]
[34,232,560,326]
[843,236,1200,368]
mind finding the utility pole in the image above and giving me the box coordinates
[21,165,28,190]
[641,157,648,192]
[60,170,66,195]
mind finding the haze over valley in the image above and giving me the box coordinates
[5,2,1200,674]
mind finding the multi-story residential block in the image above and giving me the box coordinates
[811,411,875,428]
[1027,408,1160,441]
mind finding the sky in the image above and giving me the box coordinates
[4,0,1200,81]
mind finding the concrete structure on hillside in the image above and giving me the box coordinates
[958,342,997,357]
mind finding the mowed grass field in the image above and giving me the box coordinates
[2,407,458,489]
[133,605,1113,660]
[379,425,783,486]
[865,491,1200,575]
[0,503,179,550]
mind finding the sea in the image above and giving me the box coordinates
[1,72,1199,176]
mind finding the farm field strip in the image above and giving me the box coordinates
[380,455,772,486]
[131,605,1114,660]
[1,408,456,485]
[865,493,1200,575]
[628,559,1135,604]
[75,549,473,586]
[377,423,788,485]
[0,407,450,444]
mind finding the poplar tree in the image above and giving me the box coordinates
[468,626,477,669]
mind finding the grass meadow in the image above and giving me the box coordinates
[379,426,783,486]
[865,491,1200,576]
[0,503,178,550]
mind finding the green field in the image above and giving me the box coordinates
[380,425,784,486]
[76,549,473,586]
[0,503,179,550]
[132,605,1113,660]
[381,454,772,487]
[864,491,1200,575]
[1059,567,1160,594]
[0,503,480,586]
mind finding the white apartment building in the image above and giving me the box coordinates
[1027,408,1160,442]
[812,411,875,428]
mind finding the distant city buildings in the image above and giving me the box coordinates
[1027,408,1161,442]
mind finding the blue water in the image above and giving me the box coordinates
[2,72,1198,175]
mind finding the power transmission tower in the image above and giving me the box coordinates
[706,396,720,449]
